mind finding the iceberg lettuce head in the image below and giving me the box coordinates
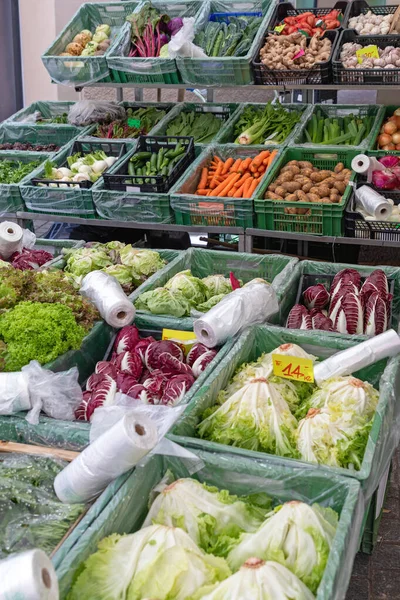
[165,270,207,306]
[119,246,165,275]
[202,274,234,299]
[65,247,112,278]
[135,287,191,317]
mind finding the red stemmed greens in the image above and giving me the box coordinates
[126,1,184,58]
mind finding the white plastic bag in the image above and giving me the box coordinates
[167,18,207,58]
[68,100,125,127]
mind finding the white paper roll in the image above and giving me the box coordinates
[0,221,23,259]
[0,549,59,600]
[54,413,158,503]
[355,186,393,220]
[314,329,400,385]
[0,372,30,415]
[194,282,279,348]
[80,270,135,329]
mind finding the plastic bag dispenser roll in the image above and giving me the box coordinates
[314,329,400,385]
[355,185,393,220]
[80,270,135,329]
[0,549,59,600]
[194,282,279,348]
[0,221,23,259]
[54,413,158,503]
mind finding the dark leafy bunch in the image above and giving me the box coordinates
[36,112,69,124]
[195,15,263,58]
[93,107,167,139]
[0,142,60,152]
[0,454,84,557]
[0,159,42,184]
[126,1,183,58]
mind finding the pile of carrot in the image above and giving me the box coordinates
[195,150,278,198]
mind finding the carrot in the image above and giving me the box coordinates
[252,150,271,167]
[211,173,240,197]
[198,168,208,190]
[233,171,251,188]
[262,157,271,166]
[233,183,245,198]
[222,157,234,174]
[227,189,235,197]
[250,164,259,173]
[242,178,253,198]
[257,165,266,173]
[196,188,208,195]
[230,158,242,173]
[240,157,252,173]
[209,162,224,189]
[247,178,259,197]
[265,150,278,168]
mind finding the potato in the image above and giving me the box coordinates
[275,186,286,197]
[282,165,300,175]
[268,183,277,192]
[342,169,352,178]
[294,175,311,185]
[307,193,321,203]
[310,172,326,183]
[334,162,344,173]
[281,181,302,193]
[317,185,330,198]
[320,197,332,204]
[333,172,346,181]
[301,168,314,178]
[330,193,341,203]
[285,193,298,202]
[323,177,336,188]
[309,186,321,195]
[302,182,313,193]
[296,190,308,202]
[265,191,283,200]
[334,181,346,194]
[287,160,300,167]
[65,42,84,55]
[296,207,310,215]
[284,207,298,214]
[298,161,313,169]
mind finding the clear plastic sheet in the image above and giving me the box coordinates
[68,100,125,127]
[278,259,400,338]
[0,123,80,151]
[4,102,79,129]
[0,150,50,215]
[129,246,299,331]
[41,2,140,86]
[170,324,400,503]
[107,1,207,81]
[54,449,363,600]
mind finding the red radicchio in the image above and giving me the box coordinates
[142,369,168,395]
[361,269,389,298]
[286,305,312,330]
[192,350,217,378]
[116,372,139,395]
[113,325,140,354]
[11,248,53,270]
[378,155,400,169]
[139,368,151,384]
[161,374,195,406]
[330,269,361,301]
[303,284,330,310]
[86,372,109,392]
[75,391,91,421]
[329,289,364,335]
[90,375,117,408]
[186,342,209,367]
[95,361,118,380]
[372,169,398,190]
[309,308,334,331]
[114,351,143,379]
[158,352,194,377]
[134,337,156,363]
[145,340,184,371]
[364,291,391,335]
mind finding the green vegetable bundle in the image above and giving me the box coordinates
[36,112,69,124]
[127,142,187,180]
[304,110,376,146]
[166,111,223,143]
[195,15,263,57]
[233,102,302,145]
[93,107,167,140]
[0,159,42,184]
[0,453,84,557]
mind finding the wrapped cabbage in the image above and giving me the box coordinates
[195,558,315,600]
[135,287,191,317]
[228,501,337,593]
[199,378,298,457]
[68,525,230,600]
[143,478,270,556]
[165,270,207,307]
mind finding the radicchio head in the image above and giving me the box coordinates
[75,390,91,421]
[309,308,334,331]
[145,340,184,371]
[361,269,389,299]
[158,352,194,377]
[113,325,140,355]
[192,350,217,378]
[186,342,209,367]
[134,337,156,363]
[286,305,312,330]
[116,372,139,395]
[90,375,117,410]
[364,290,391,335]
[330,269,361,302]
[114,351,143,379]
[303,284,330,310]
[161,374,195,406]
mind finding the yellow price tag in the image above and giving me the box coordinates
[274,24,286,33]
[272,354,314,383]
[356,45,379,64]
[162,329,196,342]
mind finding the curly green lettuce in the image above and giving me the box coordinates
[135,287,191,317]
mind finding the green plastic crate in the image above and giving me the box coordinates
[0,123,80,152]
[35,238,86,264]
[217,102,311,148]
[0,151,49,213]
[254,146,359,236]
[130,246,299,330]
[154,102,242,147]
[368,105,400,152]
[176,0,275,86]
[170,324,400,503]
[5,102,83,131]
[170,144,281,228]
[42,2,139,86]
[107,1,206,85]
[360,464,391,554]
[292,104,385,151]
[54,450,363,600]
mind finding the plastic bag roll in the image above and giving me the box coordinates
[80,270,135,329]
[0,549,59,600]
[314,329,400,384]
[54,413,158,503]
[0,372,30,415]
[0,221,23,259]
[355,185,393,220]
[194,282,279,348]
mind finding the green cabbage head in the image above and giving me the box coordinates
[103,264,133,287]
[135,287,191,317]
[119,246,165,275]
[202,275,234,299]
[165,270,207,306]
[65,247,112,278]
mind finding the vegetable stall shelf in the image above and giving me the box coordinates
[54,449,363,600]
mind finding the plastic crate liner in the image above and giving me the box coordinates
[5,101,85,131]
[0,123,81,152]
[0,151,50,214]
[129,246,299,331]
[170,324,400,503]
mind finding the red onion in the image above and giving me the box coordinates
[372,168,398,190]
[378,155,400,169]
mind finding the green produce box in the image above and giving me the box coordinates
[55,449,363,600]
[368,105,400,152]
[5,102,84,132]
[0,123,80,153]
[42,2,139,86]
[218,102,311,148]
[130,246,299,330]
[153,102,242,147]
[278,259,400,337]
[36,239,86,267]
[291,104,384,151]
[170,144,282,229]
[360,463,391,554]
[170,324,400,503]
[0,315,235,451]
[107,1,206,85]
[177,0,275,86]
[254,146,359,236]
[0,151,50,213]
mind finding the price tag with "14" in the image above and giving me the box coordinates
[272,354,314,383]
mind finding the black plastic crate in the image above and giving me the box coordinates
[294,272,395,329]
[31,139,126,189]
[345,183,400,241]
[252,29,338,85]
[343,0,399,32]
[103,135,194,194]
[267,1,347,32]
[333,30,400,85]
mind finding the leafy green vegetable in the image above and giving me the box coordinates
[202,274,234,299]
[135,287,191,317]
[304,110,375,146]
[36,112,69,124]
[195,14,263,57]
[93,107,167,139]
[165,270,207,307]
[0,454,84,557]
[0,301,86,371]
[233,102,302,145]
[197,294,227,313]
[166,111,223,143]
[0,159,41,184]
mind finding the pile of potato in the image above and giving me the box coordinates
[264,160,351,214]
[259,33,332,71]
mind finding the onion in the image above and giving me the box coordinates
[384,121,397,135]
[396,144,400,150]
[379,133,392,147]
[394,108,400,116]
[392,132,400,145]
[382,145,392,150]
